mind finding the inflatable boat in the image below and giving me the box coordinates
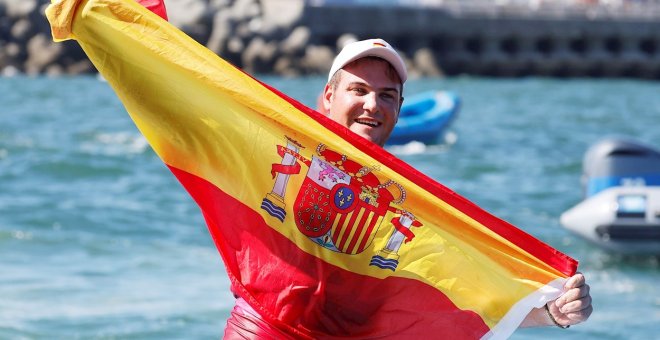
[560,137,660,254]
[385,90,460,145]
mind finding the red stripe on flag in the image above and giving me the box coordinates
[332,212,348,248]
[357,213,380,253]
[135,0,168,20]
[338,208,360,252]
[346,209,369,254]
[168,165,491,339]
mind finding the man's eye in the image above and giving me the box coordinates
[380,93,395,100]
[351,87,367,95]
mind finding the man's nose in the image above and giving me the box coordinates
[363,92,378,112]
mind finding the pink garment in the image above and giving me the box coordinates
[224,298,295,340]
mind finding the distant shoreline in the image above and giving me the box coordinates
[3,0,660,79]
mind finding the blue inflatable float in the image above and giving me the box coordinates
[386,90,460,145]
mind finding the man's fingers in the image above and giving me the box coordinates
[559,295,592,314]
[566,308,593,323]
[565,302,593,323]
[551,295,593,326]
[556,284,590,307]
[564,272,586,289]
[549,272,594,326]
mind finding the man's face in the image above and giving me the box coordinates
[322,58,403,147]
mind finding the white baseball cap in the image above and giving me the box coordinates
[328,38,407,84]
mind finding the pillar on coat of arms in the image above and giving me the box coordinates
[261,137,302,222]
[370,212,416,271]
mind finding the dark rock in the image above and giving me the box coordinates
[25,33,61,74]
[280,26,310,56]
[5,0,37,18]
[207,11,232,55]
[273,56,299,77]
[300,45,333,75]
[167,0,207,29]
[66,59,95,74]
[242,37,277,74]
[11,18,34,42]
[414,48,444,77]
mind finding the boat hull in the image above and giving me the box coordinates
[560,186,660,254]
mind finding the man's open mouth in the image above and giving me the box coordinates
[355,118,381,127]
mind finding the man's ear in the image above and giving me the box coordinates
[322,84,333,115]
[396,96,404,123]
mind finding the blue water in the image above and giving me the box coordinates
[1,75,659,339]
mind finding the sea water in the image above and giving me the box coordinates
[1,75,658,339]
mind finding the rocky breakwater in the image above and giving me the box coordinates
[0,0,442,78]
[4,0,660,79]
[0,0,92,75]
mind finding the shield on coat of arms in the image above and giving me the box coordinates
[294,156,388,255]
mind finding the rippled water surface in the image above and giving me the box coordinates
[1,75,658,339]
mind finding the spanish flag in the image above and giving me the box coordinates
[46,0,577,338]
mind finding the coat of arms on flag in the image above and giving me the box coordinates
[261,136,423,271]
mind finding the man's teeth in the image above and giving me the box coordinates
[355,119,379,127]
